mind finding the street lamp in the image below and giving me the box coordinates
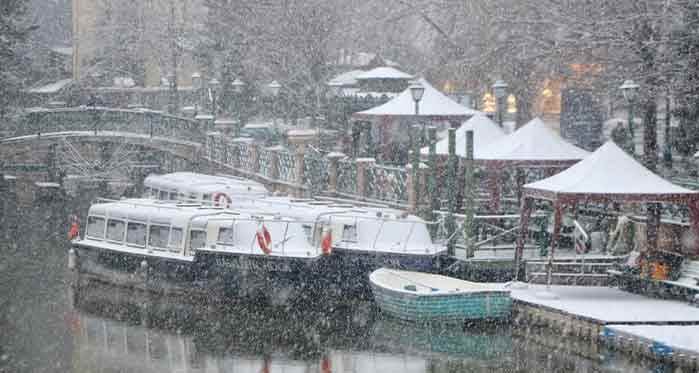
[492,80,508,128]
[231,78,245,137]
[268,81,282,137]
[209,78,220,117]
[232,78,246,94]
[409,80,425,116]
[620,79,640,155]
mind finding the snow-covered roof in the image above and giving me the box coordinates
[525,141,698,200]
[354,78,480,119]
[420,114,505,157]
[478,117,590,161]
[328,70,364,86]
[27,79,73,94]
[355,67,413,80]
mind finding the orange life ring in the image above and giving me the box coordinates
[212,192,232,207]
[321,229,332,256]
[256,224,272,255]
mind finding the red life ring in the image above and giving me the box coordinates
[321,229,332,256]
[212,192,232,207]
[256,224,272,255]
[68,215,80,240]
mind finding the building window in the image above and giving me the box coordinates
[507,94,517,113]
[482,93,496,113]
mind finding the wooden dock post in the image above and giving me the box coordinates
[427,126,438,237]
[444,128,457,256]
[326,151,345,195]
[463,130,475,258]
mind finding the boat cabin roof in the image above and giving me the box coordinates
[144,172,268,196]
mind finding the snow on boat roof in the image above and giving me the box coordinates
[88,198,239,224]
[607,325,699,355]
[27,79,73,94]
[354,78,480,118]
[355,66,413,80]
[144,172,268,194]
[420,114,505,157]
[525,141,698,198]
[477,117,590,161]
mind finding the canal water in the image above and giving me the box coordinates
[0,190,674,372]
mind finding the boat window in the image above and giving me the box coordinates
[169,192,178,200]
[144,187,151,197]
[126,222,147,247]
[342,224,357,242]
[203,193,212,202]
[302,224,312,242]
[178,192,187,201]
[106,219,125,242]
[159,190,168,200]
[189,193,197,202]
[190,230,206,250]
[86,216,105,239]
[169,228,183,252]
[148,225,169,249]
[217,227,235,245]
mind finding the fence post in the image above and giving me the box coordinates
[267,146,282,184]
[249,143,260,174]
[194,114,214,144]
[446,128,457,256]
[326,151,345,195]
[406,163,417,213]
[287,130,316,198]
[427,126,438,237]
[464,130,476,258]
[355,157,375,199]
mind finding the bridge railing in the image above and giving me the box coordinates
[13,107,204,144]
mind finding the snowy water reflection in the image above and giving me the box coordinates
[0,193,676,373]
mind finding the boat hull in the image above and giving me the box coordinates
[72,243,320,299]
[370,283,512,323]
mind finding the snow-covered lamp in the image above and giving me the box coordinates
[232,78,245,94]
[620,79,640,103]
[409,80,425,116]
[268,80,282,97]
[191,72,201,90]
[492,80,508,100]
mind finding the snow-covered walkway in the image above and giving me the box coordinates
[606,325,699,356]
[511,285,699,324]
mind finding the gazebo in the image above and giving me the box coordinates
[420,113,505,158]
[353,78,479,160]
[515,141,699,283]
[476,118,590,211]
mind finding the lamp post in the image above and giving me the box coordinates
[268,80,282,138]
[409,80,426,149]
[231,78,245,137]
[492,80,508,128]
[620,79,640,155]
[191,72,201,114]
[209,78,220,118]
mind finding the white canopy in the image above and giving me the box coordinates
[420,114,505,157]
[354,78,480,119]
[478,118,589,162]
[525,141,697,198]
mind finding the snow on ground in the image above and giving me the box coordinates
[511,285,699,323]
[607,325,699,353]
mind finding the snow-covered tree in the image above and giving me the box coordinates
[0,0,36,117]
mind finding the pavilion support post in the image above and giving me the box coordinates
[688,200,699,255]
[515,168,527,203]
[547,201,564,289]
[445,128,457,255]
[409,125,421,213]
[463,130,476,258]
[514,196,534,281]
[326,152,345,195]
[488,163,501,213]
[406,163,417,213]
[646,202,661,251]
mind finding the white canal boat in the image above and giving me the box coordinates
[72,198,327,296]
[143,172,268,205]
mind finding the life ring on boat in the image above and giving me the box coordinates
[256,224,272,255]
[212,192,232,207]
[321,228,332,256]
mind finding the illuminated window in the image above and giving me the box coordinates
[482,93,496,113]
[507,94,517,113]
[442,81,454,94]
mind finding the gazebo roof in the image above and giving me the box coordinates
[355,67,413,80]
[420,114,505,157]
[524,141,699,202]
[353,78,480,119]
[477,118,589,163]
[328,70,364,86]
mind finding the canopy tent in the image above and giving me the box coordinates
[420,114,505,157]
[353,78,480,120]
[478,117,590,165]
[514,141,699,283]
[475,117,590,212]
